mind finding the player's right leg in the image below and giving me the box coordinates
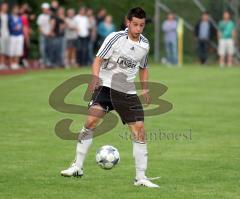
[60,105,106,177]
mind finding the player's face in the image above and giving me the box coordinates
[128,17,145,39]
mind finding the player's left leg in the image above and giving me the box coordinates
[128,121,160,188]
[112,89,159,187]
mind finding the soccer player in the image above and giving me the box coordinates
[61,7,159,188]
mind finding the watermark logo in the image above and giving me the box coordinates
[49,74,173,140]
[119,129,192,141]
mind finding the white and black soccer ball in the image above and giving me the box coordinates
[96,145,120,169]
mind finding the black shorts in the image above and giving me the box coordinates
[89,86,144,124]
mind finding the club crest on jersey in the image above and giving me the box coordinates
[117,56,137,69]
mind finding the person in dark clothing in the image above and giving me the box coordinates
[49,7,65,67]
[194,12,216,64]
[95,8,107,50]
[50,0,59,15]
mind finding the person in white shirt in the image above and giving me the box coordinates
[37,3,51,67]
[8,5,24,70]
[65,8,78,66]
[0,2,9,70]
[74,7,90,66]
[61,7,160,188]
[86,8,97,65]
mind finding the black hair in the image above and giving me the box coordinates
[127,7,146,21]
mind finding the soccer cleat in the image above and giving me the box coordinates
[60,163,83,177]
[134,176,160,188]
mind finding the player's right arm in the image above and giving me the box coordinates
[89,56,103,93]
[89,32,118,92]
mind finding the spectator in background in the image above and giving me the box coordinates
[0,2,9,70]
[50,0,59,15]
[58,6,66,67]
[97,15,116,45]
[8,5,24,70]
[74,7,90,66]
[95,8,107,49]
[121,16,128,30]
[49,6,66,67]
[65,8,77,67]
[96,7,107,25]
[218,11,236,67]
[162,12,178,65]
[37,3,51,67]
[86,8,96,65]
[194,12,216,65]
[20,3,31,68]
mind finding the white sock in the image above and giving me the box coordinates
[75,127,93,169]
[133,141,148,180]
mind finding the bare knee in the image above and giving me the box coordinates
[85,105,105,129]
[85,117,99,129]
[130,122,146,142]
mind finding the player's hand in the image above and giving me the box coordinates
[141,89,151,105]
[88,76,100,93]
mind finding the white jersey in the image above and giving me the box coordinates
[37,14,51,35]
[0,13,9,37]
[73,15,90,38]
[96,29,149,94]
[0,13,10,55]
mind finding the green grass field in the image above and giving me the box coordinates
[0,65,239,199]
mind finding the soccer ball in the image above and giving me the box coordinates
[96,145,120,169]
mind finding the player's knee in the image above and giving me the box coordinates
[134,123,146,142]
[85,118,99,129]
[135,131,146,142]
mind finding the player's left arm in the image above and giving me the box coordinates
[139,67,151,105]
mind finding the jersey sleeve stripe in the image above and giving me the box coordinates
[98,34,123,57]
[97,33,121,57]
[98,33,127,58]
[97,33,127,58]
[140,35,149,44]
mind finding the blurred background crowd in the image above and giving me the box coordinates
[0,0,117,70]
[0,0,239,71]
